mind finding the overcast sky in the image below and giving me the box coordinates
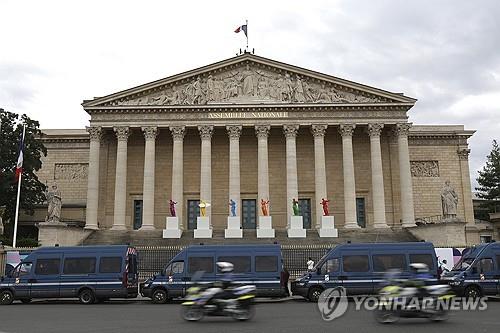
[1,0,499,187]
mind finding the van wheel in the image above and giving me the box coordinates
[152,289,168,304]
[464,286,481,299]
[20,298,32,304]
[78,289,96,305]
[308,287,323,302]
[0,290,14,305]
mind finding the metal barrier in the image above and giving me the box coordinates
[136,245,184,281]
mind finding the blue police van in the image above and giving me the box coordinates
[291,242,438,301]
[140,244,285,303]
[0,245,138,305]
[441,241,500,298]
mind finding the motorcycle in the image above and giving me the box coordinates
[374,282,455,323]
[181,283,256,322]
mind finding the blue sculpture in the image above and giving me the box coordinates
[229,199,237,217]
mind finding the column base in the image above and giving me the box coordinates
[318,216,338,238]
[344,222,360,229]
[194,217,212,238]
[288,216,306,238]
[139,225,156,231]
[225,216,242,238]
[110,225,127,231]
[84,224,99,230]
[402,222,416,228]
[257,216,275,238]
[373,223,390,229]
[163,217,182,238]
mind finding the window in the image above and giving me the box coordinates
[187,200,200,230]
[477,258,494,273]
[218,256,251,273]
[242,200,257,229]
[15,262,32,277]
[356,198,366,228]
[35,259,61,275]
[255,256,278,272]
[133,200,143,230]
[166,261,184,275]
[63,258,96,275]
[99,257,122,273]
[298,199,311,229]
[373,254,407,272]
[321,259,340,274]
[480,235,493,243]
[342,255,369,272]
[409,254,434,269]
[188,257,214,274]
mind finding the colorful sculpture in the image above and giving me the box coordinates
[199,200,210,217]
[260,199,270,216]
[229,199,237,217]
[292,199,300,216]
[320,198,330,216]
[169,199,177,217]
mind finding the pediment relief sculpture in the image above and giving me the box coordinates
[111,64,387,107]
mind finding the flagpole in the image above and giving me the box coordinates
[246,19,249,51]
[13,124,26,248]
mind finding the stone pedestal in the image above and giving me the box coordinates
[257,216,275,238]
[194,217,212,238]
[225,216,242,238]
[318,216,338,237]
[287,216,306,238]
[162,217,182,239]
[38,222,91,246]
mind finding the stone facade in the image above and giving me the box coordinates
[21,54,476,243]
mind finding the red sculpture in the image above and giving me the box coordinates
[320,198,330,216]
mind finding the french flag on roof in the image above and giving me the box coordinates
[15,129,25,182]
[234,24,248,37]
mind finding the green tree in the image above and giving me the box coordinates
[0,108,47,242]
[476,140,500,216]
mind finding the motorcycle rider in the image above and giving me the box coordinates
[404,263,433,299]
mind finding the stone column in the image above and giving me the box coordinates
[112,126,130,230]
[84,126,102,230]
[394,123,415,227]
[255,125,271,214]
[458,148,474,223]
[198,125,214,221]
[368,123,389,228]
[170,126,185,228]
[284,125,299,222]
[227,126,242,217]
[311,124,328,229]
[339,124,359,228]
[140,126,158,230]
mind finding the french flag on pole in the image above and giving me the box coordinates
[234,24,248,37]
[15,128,25,182]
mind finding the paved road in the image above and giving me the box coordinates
[0,299,498,333]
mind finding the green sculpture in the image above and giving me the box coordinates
[292,199,300,216]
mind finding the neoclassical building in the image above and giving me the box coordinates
[30,53,478,243]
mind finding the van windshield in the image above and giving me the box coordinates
[314,253,329,270]
[452,257,474,271]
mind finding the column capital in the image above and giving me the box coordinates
[457,148,471,160]
[142,126,158,140]
[393,123,412,137]
[367,123,384,137]
[255,125,271,139]
[226,125,242,140]
[283,124,299,138]
[338,124,356,137]
[86,126,103,142]
[169,126,186,140]
[198,125,214,140]
[311,124,328,137]
[113,126,130,141]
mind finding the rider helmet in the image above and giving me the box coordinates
[410,263,429,274]
[216,261,234,273]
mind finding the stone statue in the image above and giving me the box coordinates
[229,199,237,217]
[169,199,177,217]
[292,199,300,216]
[261,199,269,216]
[242,64,256,96]
[441,180,458,220]
[294,75,305,102]
[45,184,62,223]
[199,200,210,217]
[320,198,330,216]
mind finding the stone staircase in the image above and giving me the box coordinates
[82,227,418,246]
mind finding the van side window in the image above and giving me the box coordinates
[477,258,494,273]
[218,256,251,273]
[409,254,434,269]
[188,257,214,274]
[255,256,278,272]
[35,259,61,275]
[100,257,122,273]
[497,255,500,269]
[342,255,369,272]
[373,254,406,272]
[63,258,96,275]
[321,259,340,274]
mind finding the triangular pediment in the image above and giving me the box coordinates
[82,54,416,108]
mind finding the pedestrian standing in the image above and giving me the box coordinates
[307,257,315,271]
